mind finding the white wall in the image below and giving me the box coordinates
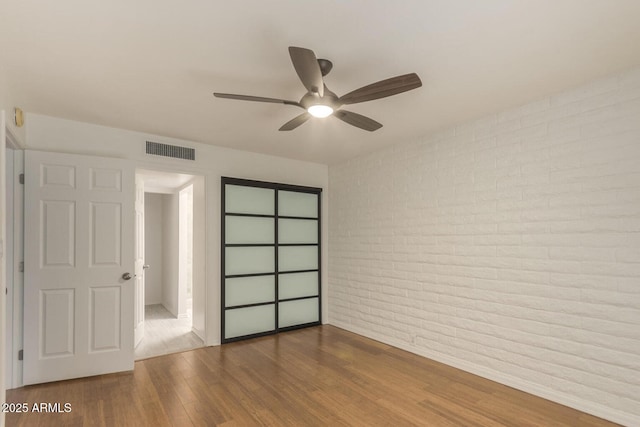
[23,114,329,346]
[162,193,179,316]
[0,66,26,146]
[144,193,163,305]
[329,67,640,426]
[0,64,25,427]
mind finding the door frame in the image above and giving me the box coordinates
[4,121,25,390]
[1,110,5,427]
[133,176,145,348]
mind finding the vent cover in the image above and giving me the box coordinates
[145,141,195,161]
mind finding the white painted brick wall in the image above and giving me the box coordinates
[328,67,640,426]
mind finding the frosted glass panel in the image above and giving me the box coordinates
[278,191,317,218]
[226,185,274,215]
[225,305,275,338]
[226,247,274,275]
[278,219,317,244]
[279,298,319,328]
[226,275,275,306]
[279,272,318,299]
[226,216,274,244]
[279,246,317,271]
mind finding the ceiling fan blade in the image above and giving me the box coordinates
[334,110,383,132]
[279,113,311,131]
[214,92,302,107]
[339,73,422,105]
[288,47,324,97]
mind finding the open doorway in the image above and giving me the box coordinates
[134,169,205,360]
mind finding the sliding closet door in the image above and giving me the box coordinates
[278,191,320,329]
[222,177,321,343]
[223,183,276,341]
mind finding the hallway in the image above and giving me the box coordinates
[134,304,204,360]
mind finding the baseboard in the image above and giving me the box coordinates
[191,326,205,342]
[161,303,177,318]
[329,321,639,427]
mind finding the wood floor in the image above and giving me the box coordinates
[6,325,618,427]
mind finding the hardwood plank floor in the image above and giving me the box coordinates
[6,325,619,426]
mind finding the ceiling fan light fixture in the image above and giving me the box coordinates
[307,104,334,118]
[214,46,422,131]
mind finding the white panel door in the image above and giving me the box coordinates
[24,150,135,385]
[134,176,144,347]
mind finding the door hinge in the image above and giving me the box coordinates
[19,173,25,184]
[19,261,24,272]
[18,350,23,361]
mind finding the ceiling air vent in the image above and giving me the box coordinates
[145,141,195,161]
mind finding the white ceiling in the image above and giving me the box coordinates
[3,1,640,165]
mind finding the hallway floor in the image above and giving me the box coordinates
[134,304,204,360]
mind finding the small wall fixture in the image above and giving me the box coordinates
[14,108,24,127]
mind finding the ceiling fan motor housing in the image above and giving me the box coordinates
[317,59,333,76]
[300,91,340,110]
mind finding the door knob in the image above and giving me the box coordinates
[143,264,150,269]
[122,272,132,280]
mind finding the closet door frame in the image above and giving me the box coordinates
[221,177,322,343]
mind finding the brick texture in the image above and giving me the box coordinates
[328,67,640,425]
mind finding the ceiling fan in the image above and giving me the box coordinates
[214,46,422,132]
